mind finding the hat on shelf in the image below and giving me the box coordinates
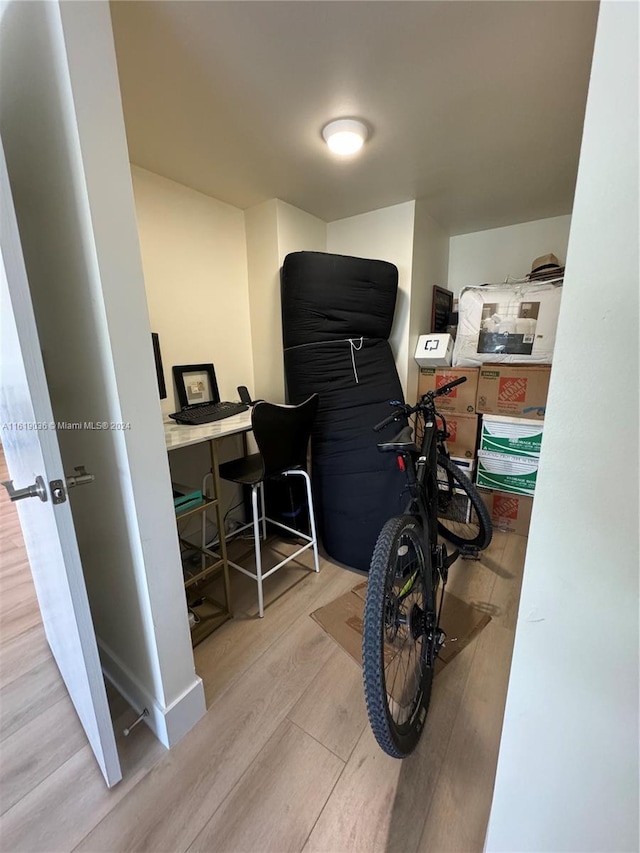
[527,253,564,281]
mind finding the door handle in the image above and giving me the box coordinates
[1,475,48,503]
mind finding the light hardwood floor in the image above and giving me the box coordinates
[0,448,527,853]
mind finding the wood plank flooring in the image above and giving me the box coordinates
[0,446,527,852]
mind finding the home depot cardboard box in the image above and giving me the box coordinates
[478,489,533,536]
[479,415,543,458]
[475,364,551,420]
[438,412,479,459]
[417,366,479,414]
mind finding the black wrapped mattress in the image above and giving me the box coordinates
[282,251,407,572]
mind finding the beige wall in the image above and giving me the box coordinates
[327,201,416,397]
[245,198,326,404]
[408,202,450,400]
[276,199,326,263]
[131,166,254,415]
[448,214,572,296]
[244,199,281,402]
[131,165,253,501]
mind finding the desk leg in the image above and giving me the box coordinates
[209,438,233,618]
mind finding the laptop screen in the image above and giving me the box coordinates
[172,364,221,410]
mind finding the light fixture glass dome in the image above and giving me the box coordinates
[322,119,368,156]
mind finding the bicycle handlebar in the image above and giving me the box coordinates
[373,376,468,432]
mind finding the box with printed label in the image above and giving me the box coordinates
[480,415,543,458]
[414,333,454,367]
[478,489,533,536]
[476,451,538,496]
[452,281,562,367]
[438,412,479,459]
[437,457,476,522]
[417,366,479,414]
[475,364,550,420]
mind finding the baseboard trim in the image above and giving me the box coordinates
[98,640,206,749]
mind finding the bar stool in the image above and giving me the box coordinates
[218,394,320,617]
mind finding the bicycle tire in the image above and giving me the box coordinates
[436,454,492,550]
[362,515,436,758]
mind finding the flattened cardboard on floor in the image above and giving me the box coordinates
[311,581,490,674]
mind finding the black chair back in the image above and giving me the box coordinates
[251,394,319,479]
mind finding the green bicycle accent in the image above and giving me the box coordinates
[398,570,418,599]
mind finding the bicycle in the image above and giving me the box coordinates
[362,376,492,758]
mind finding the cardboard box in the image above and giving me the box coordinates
[414,333,454,367]
[476,451,538,497]
[475,364,551,420]
[438,412,479,459]
[479,489,533,536]
[417,366,479,414]
[480,415,543,458]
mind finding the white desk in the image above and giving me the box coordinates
[164,410,252,643]
[163,409,252,452]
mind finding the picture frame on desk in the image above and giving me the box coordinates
[431,285,454,333]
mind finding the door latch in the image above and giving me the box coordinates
[66,466,95,489]
[50,467,94,505]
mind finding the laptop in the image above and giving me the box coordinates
[168,363,248,425]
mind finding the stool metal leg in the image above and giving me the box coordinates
[251,483,265,617]
[299,469,320,573]
[259,482,267,540]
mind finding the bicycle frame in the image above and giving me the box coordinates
[398,405,441,552]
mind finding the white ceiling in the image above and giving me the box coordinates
[110,1,599,235]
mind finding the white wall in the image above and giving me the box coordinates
[407,202,450,400]
[487,3,639,850]
[0,0,205,748]
[448,214,572,297]
[327,201,416,396]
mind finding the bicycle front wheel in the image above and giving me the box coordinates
[436,454,492,550]
[362,515,436,758]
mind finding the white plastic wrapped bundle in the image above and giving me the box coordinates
[452,280,563,367]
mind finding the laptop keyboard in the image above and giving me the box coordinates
[169,401,249,425]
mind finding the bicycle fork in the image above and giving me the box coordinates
[429,542,459,663]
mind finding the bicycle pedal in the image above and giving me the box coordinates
[460,548,481,561]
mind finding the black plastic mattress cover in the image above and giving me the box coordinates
[282,251,398,347]
[285,337,408,572]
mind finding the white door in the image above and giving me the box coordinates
[0,141,122,787]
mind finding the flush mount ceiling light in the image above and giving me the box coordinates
[321,118,368,156]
